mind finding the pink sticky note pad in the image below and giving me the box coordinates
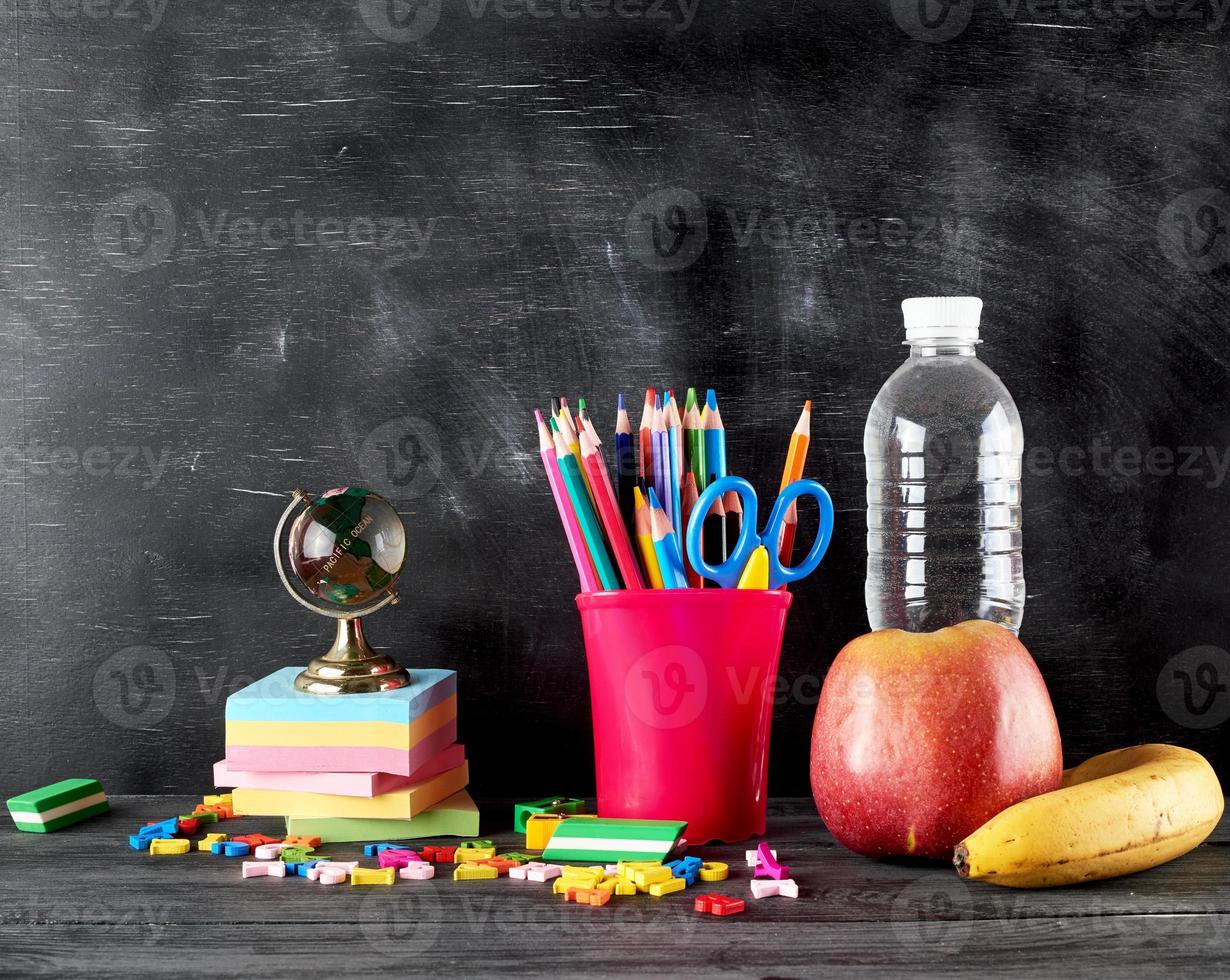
[214,743,466,797]
[225,719,457,776]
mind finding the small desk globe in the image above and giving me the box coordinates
[275,486,412,695]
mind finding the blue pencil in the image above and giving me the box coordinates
[614,394,637,535]
[647,487,688,588]
[651,394,672,529]
[702,388,727,483]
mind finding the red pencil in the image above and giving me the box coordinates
[638,387,656,482]
[580,427,645,590]
[680,471,702,588]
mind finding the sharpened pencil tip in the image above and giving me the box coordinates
[706,388,718,411]
[617,392,625,411]
[549,416,560,432]
[534,408,544,424]
[803,399,812,412]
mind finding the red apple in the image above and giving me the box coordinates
[810,620,1062,859]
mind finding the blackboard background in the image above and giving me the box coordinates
[2,0,1228,802]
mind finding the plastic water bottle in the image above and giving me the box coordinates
[864,297,1025,633]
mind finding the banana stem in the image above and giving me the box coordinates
[952,844,971,878]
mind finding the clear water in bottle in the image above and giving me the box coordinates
[864,296,1025,633]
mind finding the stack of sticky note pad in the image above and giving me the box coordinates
[215,667,478,843]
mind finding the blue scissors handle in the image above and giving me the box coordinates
[761,479,835,589]
[685,475,835,589]
[686,475,758,589]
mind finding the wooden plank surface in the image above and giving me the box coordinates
[2,797,1226,977]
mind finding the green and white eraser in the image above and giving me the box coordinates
[7,778,109,833]
[541,816,687,863]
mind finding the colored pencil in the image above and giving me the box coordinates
[665,390,684,537]
[552,418,619,591]
[632,486,665,589]
[647,487,688,589]
[638,387,656,482]
[702,488,727,568]
[536,410,599,593]
[680,471,702,588]
[614,394,636,534]
[702,388,726,483]
[684,388,706,492]
[723,488,743,554]
[551,397,561,419]
[652,394,672,529]
[579,426,645,590]
[777,400,812,570]
[577,397,591,428]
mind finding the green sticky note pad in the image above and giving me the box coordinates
[7,778,109,833]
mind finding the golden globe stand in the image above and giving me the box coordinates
[274,489,413,695]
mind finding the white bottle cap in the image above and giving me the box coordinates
[901,296,982,343]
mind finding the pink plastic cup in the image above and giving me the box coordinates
[575,589,792,844]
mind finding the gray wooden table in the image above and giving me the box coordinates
[1,797,1226,977]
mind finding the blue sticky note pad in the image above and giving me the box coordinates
[225,667,456,725]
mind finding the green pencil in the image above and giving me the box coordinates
[684,387,706,491]
[551,418,619,590]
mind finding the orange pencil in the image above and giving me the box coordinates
[579,427,645,590]
[777,400,812,569]
[680,471,702,588]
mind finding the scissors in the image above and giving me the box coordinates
[684,475,835,589]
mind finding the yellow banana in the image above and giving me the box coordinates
[953,744,1223,888]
